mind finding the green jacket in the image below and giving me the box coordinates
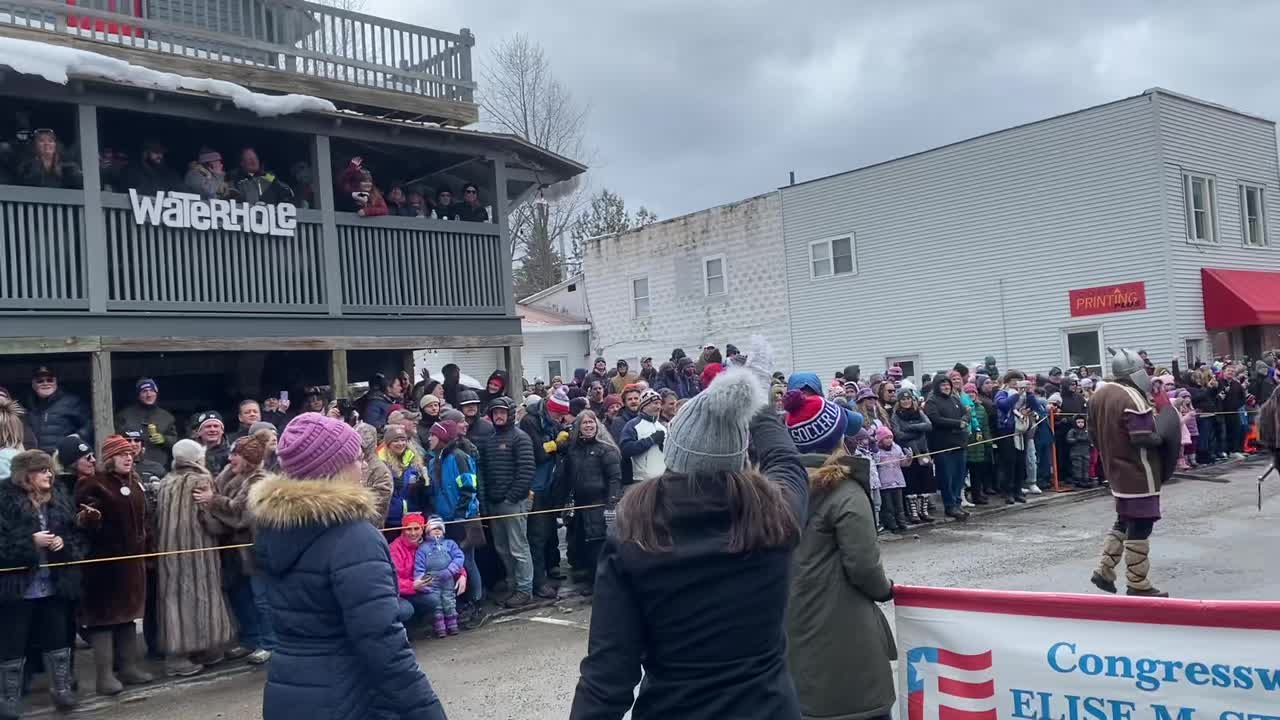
[966,401,993,464]
[115,402,178,468]
[788,453,896,720]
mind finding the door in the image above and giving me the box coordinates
[546,356,569,383]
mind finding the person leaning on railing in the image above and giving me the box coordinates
[14,129,82,190]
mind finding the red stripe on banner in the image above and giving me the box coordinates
[908,691,924,720]
[938,649,992,671]
[939,676,995,699]
[940,706,998,720]
[893,585,1280,631]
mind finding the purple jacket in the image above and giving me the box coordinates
[413,537,464,587]
[874,444,908,490]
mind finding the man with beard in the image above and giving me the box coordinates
[1088,349,1179,598]
[115,378,177,469]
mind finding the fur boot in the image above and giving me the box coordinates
[432,613,447,639]
[1123,539,1168,597]
[919,495,936,523]
[905,495,921,524]
[88,631,123,696]
[1090,530,1125,593]
[113,624,154,685]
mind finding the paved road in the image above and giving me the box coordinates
[68,462,1279,720]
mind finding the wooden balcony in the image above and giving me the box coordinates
[0,0,478,125]
[1,185,506,317]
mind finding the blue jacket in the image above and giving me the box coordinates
[428,446,478,522]
[994,389,1021,433]
[250,475,447,720]
[413,537,465,589]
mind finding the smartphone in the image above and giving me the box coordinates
[279,390,289,403]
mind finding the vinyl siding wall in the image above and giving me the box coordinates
[781,94,1173,378]
[1155,93,1280,348]
[521,329,591,383]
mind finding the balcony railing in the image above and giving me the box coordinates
[0,0,476,108]
[0,186,506,316]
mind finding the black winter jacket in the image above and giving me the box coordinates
[570,411,808,720]
[890,409,932,455]
[476,422,535,508]
[0,478,88,603]
[553,438,622,509]
[925,391,969,454]
[25,390,92,453]
[1221,379,1246,412]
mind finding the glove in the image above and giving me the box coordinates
[147,423,165,446]
[543,440,559,454]
[556,431,570,446]
[650,430,666,448]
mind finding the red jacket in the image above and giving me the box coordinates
[388,536,418,597]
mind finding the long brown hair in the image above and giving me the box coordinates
[0,397,25,450]
[616,467,799,554]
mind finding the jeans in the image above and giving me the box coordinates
[1024,440,1038,487]
[249,575,276,651]
[462,546,482,605]
[1196,416,1217,464]
[936,451,967,509]
[227,579,260,650]
[489,499,533,594]
[396,595,439,625]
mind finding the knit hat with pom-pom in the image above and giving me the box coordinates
[664,364,765,476]
[784,372,863,454]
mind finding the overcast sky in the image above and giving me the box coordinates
[373,0,1280,219]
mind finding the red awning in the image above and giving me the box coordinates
[1200,268,1280,330]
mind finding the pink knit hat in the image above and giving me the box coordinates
[277,412,362,478]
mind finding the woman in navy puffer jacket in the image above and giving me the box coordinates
[249,412,448,720]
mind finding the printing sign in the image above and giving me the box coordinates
[895,585,1280,720]
[129,190,297,237]
[1068,281,1147,317]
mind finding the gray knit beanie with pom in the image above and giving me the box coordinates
[664,335,772,475]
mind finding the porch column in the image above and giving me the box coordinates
[314,134,342,317]
[399,350,417,378]
[502,345,523,398]
[78,104,107,313]
[90,350,113,451]
[490,156,514,314]
[329,349,349,399]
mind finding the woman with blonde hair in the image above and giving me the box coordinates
[552,410,622,595]
[0,394,37,451]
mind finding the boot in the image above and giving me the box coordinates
[1,657,24,720]
[904,495,921,524]
[504,590,531,608]
[445,614,459,636]
[113,625,155,686]
[432,613,447,639]
[1123,539,1168,597]
[921,495,938,520]
[1090,530,1124,593]
[88,630,123,696]
[43,649,78,712]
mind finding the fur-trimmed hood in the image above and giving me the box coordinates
[249,474,378,530]
[250,474,381,579]
[799,451,871,494]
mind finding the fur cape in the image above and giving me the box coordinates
[205,464,267,578]
[75,469,149,628]
[248,474,380,530]
[154,460,237,655]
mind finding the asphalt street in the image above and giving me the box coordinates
[58,461,1280,720]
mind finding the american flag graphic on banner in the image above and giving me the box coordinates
[907,647,996,720]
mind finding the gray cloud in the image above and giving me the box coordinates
[374,0,1280,218]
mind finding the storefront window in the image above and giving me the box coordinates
[1065,328,1102,374]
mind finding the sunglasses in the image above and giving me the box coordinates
[464,189,478,195]
[34,376,55,383]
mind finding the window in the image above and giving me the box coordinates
[703,255,726,296]
[546,357,567,381]
[1065,328,1103,375]
[809,235,856,279]
[1183,174,1217,243]
[1184,338,1206,365]
[885,355,920,385]
[631,277,650,318]
[1240,184,1267,247]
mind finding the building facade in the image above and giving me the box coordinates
[581,192,793,371]
[781,88,1280,380]
[0,0,583,443]
[579,88,1280,385]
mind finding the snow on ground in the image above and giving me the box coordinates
[0,36,336,117]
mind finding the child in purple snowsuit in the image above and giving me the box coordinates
[414,515,466,637]
[873,426,910,533]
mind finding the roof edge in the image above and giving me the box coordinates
[587,190,779,245]
[518,273,585,304]
[1144,87,1274,125]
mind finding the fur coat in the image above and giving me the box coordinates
[204,464,267,579]
[0,458,89,603]
[154,460,237,655]
[75,469,148,628]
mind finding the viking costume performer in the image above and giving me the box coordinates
[1088,349,1180,598]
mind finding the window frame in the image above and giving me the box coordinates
[1183,173,1218,244]
[630,276,650,318]
[703,254,727,297]
[808,234,857,280]
[1062,325,1105,375]
[1239,183,1267,247]
[546,357,568,383]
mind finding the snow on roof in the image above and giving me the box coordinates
[0,37,336,118]
[518,303,587,328]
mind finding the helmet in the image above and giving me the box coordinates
[486,396,516,416]
[1110,348,1150,393]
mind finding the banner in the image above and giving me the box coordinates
[894,585,1280,720]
